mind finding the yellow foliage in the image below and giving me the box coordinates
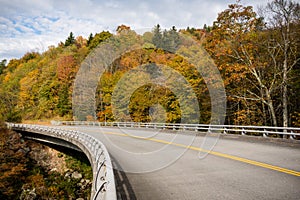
[18,69,39,109]
[3,72,11,82]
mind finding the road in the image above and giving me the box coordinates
[60,126,300,200]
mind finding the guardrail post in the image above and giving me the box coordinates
[263,129,268,138]
[241,128,246,136]
[290,131,295,140]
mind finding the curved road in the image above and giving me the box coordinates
[60,126,300,200]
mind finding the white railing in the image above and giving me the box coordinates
[6,123,116,200]
[55,121,300,139]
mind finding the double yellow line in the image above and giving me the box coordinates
[104,131,300,177]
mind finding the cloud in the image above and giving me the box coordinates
[0,0,269,61]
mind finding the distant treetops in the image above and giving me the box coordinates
[0,0,299,128]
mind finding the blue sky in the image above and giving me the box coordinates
[0,0,269,61]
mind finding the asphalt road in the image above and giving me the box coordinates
[61,126,300,200]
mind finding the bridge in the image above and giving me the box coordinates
[7,122,300,200]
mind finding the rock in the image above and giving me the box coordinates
[17,147,30,155]
[17,148,27,155]
[64,171,72,178]
[72,171,82,179]
[50,168,58,172]
[77,179,92,190]
[20,188,37,200]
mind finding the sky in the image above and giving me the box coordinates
[0,0,270,61]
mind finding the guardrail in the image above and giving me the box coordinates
[6,123,116,200]
[54,121,300,139]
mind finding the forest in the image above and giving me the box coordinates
[0,0,299,128]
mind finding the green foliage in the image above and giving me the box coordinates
[21,52,40,63]
[96,47,209,124]
[0,30,93,121]
[88,31,112,49]
[0,59,6,75]
[183,27,205,41]
[203,24,211,32]
[57,84,72,117]
[65,32,75,46]
[87,33,94,46]
[152,24,163,48]
[0,1,299,127]
[0,87,21,122]
[64,154,93,180]
[128,84,181,123]
[152,24,180,52]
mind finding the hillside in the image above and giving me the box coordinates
[0,2,299,127]
[0,122,92,199]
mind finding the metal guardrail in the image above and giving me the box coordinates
[5,121,299,199]
[55,121,300,139]
[6,123,116,200]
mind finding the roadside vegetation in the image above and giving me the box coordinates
[0,0,299,198]
[0,122,92,199]
[1,0,299,127]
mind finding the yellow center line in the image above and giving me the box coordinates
[103,131,300,177]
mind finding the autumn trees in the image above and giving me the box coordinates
[263,0,300,128]
[0,122,92,199]
[0,0,299,127]
[0,122,28,197]
[205,3,269,125]
[90,26,212,123]
[96,47,208,123]
[204,0,300,127]
[0,34,86,121]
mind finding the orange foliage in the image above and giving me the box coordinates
[56,55,76,82]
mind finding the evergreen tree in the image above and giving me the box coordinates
[65,32,75,46]
[152,25,180,52]
[167,26,180,52]
[152,24,163,48]
[0,59,7,75]
[87,33,94,47]
[162,29,171,50]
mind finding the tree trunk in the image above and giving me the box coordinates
[282,18,290,138]
[260,88,267,125]
[282,52,288,138]
[266,89,277,127]
[282,59,288,128]
[282,20,289,130]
